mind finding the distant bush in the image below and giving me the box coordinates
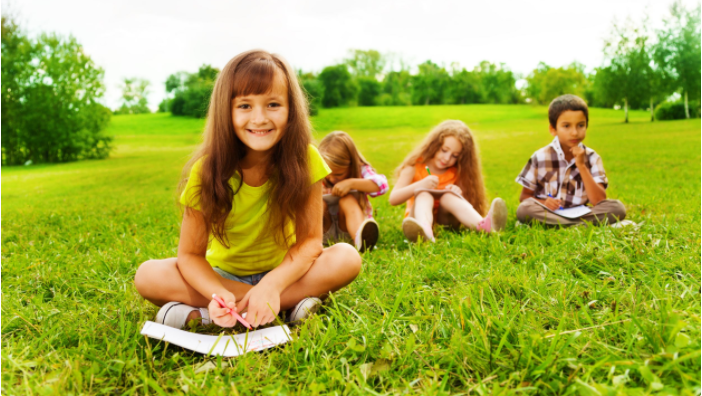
[165,66,218,118]
[172,87,212,118]
[1,16,113,165]
[301,78,323,116]
[357,77,382,106]
[655,100,702,120]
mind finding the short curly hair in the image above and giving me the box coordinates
[548,94,589,128]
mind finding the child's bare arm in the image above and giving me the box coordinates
[176,208,239,327]
[331,178,378,196]
[389,166,437,205]
[572,147,606,205]
[236,180,325,327]
[577,167,606,205]
[348,178,380,193]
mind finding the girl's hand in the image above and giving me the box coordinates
[421,175,439,190]
[208,292,239,327]
[332,179,353,197]
[445,184,462,196]
[235,285,280,328]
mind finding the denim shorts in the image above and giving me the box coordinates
[213,267,270,286]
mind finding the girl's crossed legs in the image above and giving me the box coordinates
[413,192,483,230]
[134,243,361,320]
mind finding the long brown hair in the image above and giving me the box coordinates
[178,50,312,248]
[318,131,371,179]
[395,120,487,215]
[318,130,372,211]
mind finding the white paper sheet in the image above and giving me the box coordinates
[140,321,292,357]
[534,201,592,219]
[554,205,592,219]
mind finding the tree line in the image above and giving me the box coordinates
[159,2,699,123]
[1,2,698,165]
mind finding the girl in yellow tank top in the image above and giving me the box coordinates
[134,50,361,331]
[389,120,508,242]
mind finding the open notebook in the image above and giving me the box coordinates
[534,200,592,219]
[140,321,292,357]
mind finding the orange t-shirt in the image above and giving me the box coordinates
[404,162,458,217]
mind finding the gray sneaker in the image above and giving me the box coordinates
[286,297,322,324]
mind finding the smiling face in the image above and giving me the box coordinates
[431,135,463,170]
[231,70,289,156]
[549,110,587,152]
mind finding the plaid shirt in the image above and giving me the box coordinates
[515,137,608,208]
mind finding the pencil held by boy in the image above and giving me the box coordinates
[389,120,507,243]
[134,50,361,331]
[319,131,388,252]
[515,94,626,226]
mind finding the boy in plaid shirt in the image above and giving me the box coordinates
[515,94,626,226]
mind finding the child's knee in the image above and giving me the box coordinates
[134,260,156,296]
[415,191,434,204]
[134,259,170,297]
[339,193,360,208]
[329,243,361,278]
[608,200,627,220]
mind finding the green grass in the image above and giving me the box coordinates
[2,105,700,395]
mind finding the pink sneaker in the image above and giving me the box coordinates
[477,198,507,232]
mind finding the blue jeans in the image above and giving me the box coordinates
[213,267,270,286]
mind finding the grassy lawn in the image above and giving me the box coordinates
[2,105,700,395]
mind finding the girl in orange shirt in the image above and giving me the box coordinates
[389,120,507,242]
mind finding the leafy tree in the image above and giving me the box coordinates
[345,49,385,79]
[298,71,323,116]
[318,64,357,108]
[380,70,412,106]
[654,1,701,119]
[447,65,482,105]
[357,76,382,106]
[412,61,449,105]
[1,15,112,165]
[525,62,590,105]
[166,65,219,118]
[598,18,651,122]
[473,61,520,104]
[114,78,150,115]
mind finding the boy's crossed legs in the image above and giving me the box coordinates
[516,198,626,226]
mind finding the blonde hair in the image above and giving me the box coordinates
[395,120,487,215]
[178,50,313,248]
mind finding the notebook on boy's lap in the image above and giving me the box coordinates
[533,200,592,219]
[140,321,292,357]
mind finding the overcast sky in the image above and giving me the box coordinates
[3,0,698,110]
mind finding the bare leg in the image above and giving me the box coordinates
[437,193,483,229]
[134,243,361,315]
[278,243,361,309]
[134,258,253,307]
[413,191,435,228]
[338,194,364,237]
[323,201,331,233]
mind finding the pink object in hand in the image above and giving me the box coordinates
[212,294,252,329]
